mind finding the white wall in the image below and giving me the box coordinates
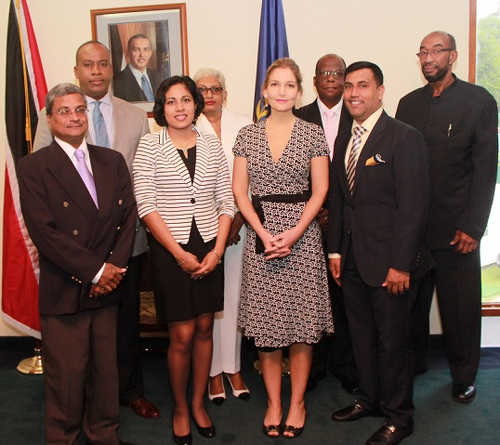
[2,0,497,342]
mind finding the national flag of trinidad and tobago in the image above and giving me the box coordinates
[3,0,47,337]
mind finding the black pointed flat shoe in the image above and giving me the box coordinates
[193,417,216,439]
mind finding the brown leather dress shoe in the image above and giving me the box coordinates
[365,423,413,445]
[130,397,160,418]
[331,402,374,421]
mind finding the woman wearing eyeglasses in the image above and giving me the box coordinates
[193,68,252,406]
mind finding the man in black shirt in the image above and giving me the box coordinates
[396,31,498,404]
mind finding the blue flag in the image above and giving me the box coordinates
[253,0,289,121]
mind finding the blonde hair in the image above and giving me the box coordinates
[262,57,303,92]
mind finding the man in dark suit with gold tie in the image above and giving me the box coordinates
[295,54,358,394]
[18,83,137,445]
[328,62,429,445]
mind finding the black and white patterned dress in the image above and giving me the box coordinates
[233,118,334,348]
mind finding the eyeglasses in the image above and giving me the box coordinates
[55,106,88,116]
[317,70,345,79]
[198,86,224,95]
[416,48,453,58]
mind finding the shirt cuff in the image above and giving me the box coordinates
[92,264,105,284]
[328,253,341,259]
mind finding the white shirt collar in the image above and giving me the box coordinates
[351,106,384,133]
[54,135,88,159]
[130,64,150,86]
[86,92,112,106]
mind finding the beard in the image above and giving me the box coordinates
[422,63,449,83]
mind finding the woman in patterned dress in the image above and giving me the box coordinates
[232,58,333,438]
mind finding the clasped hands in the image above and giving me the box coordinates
[261,227,300,260]
[90,263,127,297]
[176,249,220,279]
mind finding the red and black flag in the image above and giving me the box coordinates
[3,0,47,337]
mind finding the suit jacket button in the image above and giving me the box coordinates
[63,201,69,207]
[72,229,79,236]
[118,199,123,205]
[191,198,195,204]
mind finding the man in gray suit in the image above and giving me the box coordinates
[34,40,160,419]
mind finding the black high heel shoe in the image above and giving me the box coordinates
[192,416,216,439]
[172,431,192,445]
[172,414,192,445]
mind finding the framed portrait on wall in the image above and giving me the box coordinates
[91,3,189,113]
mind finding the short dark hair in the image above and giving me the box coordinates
[345,61,384,86]
[127,34,151,53]
[153,76,205,127]
[46,83,86,115]
[75,40,109,65]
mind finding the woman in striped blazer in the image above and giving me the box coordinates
[133,76,234,445]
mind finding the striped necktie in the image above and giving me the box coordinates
[346,125,366,193]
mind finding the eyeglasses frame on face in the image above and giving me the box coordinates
[416,48,453,58]
[54,105,88,116]
[198,86,224,95]
[317,70,345,79]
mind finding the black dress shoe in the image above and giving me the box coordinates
[452,383,476,403]
[365,423,413,445]
[193,417,216,439]
[331,402,374,421]
[172,432,192,445]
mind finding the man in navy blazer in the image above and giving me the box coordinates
[18,83,137,445]
[33,40,159,419]
[295,54,358,395]
[328,62,428,445]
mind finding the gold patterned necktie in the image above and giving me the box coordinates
[346,125,366,193]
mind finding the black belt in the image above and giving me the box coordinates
[251,191,310,254]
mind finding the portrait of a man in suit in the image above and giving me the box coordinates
[113,34,162,103]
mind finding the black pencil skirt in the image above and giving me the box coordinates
[148,222,224,323]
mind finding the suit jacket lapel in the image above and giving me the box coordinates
[46,142,99,216]
[334,130,351,199]
[88,145,113,216]
[159,128,194,193]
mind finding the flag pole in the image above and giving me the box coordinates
[12,0,42,375]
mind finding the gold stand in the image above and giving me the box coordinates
[16,340,44,375]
